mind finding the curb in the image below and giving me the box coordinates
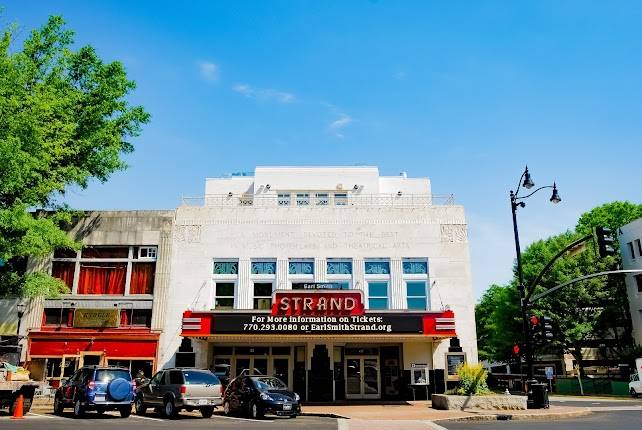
[301,412,346,419]
[433,407,592,423]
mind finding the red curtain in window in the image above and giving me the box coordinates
[130,263,155,294]
[51,262,75,289]
[77,263,126,294]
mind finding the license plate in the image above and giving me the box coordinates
[282,403,292,411]
[198,399,208,405]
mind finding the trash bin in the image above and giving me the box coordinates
[528,382,550,409]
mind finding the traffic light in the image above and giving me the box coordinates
[528,314,541,338]
[528,314,554,342]
[595,226,615,258]
[512,343,521,356]
[539,316,554,340]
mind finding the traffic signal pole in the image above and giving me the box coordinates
[510,190,535,383]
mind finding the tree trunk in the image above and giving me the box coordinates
[573,345,585,378]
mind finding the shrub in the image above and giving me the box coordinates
[454,363,491,396]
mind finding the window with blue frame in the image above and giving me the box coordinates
[327,261,352,275]
[251,261,276,275]
[403,260,428,275]
[406,281,428,310]
[288,260,314,275]
[364,261,390,275]
[213,261,238,275]
[368,282,389,309]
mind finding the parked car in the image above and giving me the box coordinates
[135,368,222,418]
[223,375,300,419]
[629,358,642,398]
[212,364,231,391]
[53,366,135,418]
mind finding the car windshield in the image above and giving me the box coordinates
[251,377,287,391]
[183,370,220,385]
[95,369,131,383]
[213,365,229,375]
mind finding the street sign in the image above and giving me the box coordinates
[545,366,554,380]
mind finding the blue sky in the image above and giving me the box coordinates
[3,1,641,298]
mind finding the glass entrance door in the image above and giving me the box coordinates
[234,357,268,377]
[345,356,380,399]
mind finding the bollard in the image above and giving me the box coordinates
[11,394,25,420]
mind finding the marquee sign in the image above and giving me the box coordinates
[271,290,364,316]
[182,308,457,337]
[73,308,120,328]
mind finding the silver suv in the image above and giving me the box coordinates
[134,368,222,418]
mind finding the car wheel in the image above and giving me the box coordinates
[201,406,214,418]
[53,396,64,416]
[164,398,178,419]
[223,400,231,416]
[135,397,147,415]
[73,399,84,418]
[120,406,132,418]
[289,414,297,419]
[632,388,639,398]
[250,401,263,420]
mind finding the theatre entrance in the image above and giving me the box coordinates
[345,348,381,399]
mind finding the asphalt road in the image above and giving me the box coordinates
[441,410,642,430]
[0,410,338,430]
[549,396,642,408]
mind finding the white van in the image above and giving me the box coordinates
[630,358,642,398]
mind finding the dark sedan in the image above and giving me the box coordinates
[222,375,301,419]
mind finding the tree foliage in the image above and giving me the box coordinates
[0,15,149,297]
[476,201,642,370]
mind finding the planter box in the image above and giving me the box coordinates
[431,394,527,410]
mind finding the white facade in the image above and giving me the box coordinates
[619,217,642,345]
[160,166,477,400]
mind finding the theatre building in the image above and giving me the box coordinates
[20,211,174,386]
[162,166,477,401]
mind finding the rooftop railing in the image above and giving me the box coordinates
[181,193,456,207]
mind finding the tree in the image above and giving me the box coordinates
[476,201,642,375]
[0,16,149,297]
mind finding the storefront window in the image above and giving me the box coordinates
[296,193,310,206]
[288,261,314,275]
[51,246,157,295]
[253,282,273,310]
[251,261,276,274]
[214,282,235,309]
[406,281,428,310]
[77,262,127,294]
[51,262,75,289]
[402,260,428,274]
[368,282,389,309]
[365,261,390,275]
[130,262,155,294]
[213,261,238,275]
[278,193,291,206]
[43,308,73,326]
[327,261,352,275]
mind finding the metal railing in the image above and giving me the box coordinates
[181,193,456,207]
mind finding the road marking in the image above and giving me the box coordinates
[591,402,601,405]
[215,414,281,422]
[130,414,164,421]
[591,406,642,411]
[423,421,450,430]
[25,412,66,420]
[337,418,349,430]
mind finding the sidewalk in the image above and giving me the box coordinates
[302,400,591,422]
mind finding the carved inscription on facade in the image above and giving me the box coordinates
[440,224,467,243]
[175,225,202,243]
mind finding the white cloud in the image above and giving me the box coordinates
[232,83,296,103]
[198,61,219,81]
[328,113,353,138]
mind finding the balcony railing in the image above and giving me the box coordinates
[181,193,456,207]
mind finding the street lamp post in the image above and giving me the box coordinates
[510,166,561,385]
